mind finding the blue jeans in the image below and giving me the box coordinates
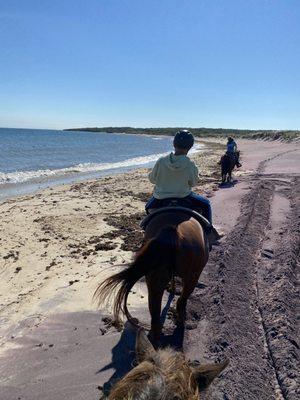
[188,192,212,223]
[145,192,212,224]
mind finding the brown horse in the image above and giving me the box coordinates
[95,210,209,341]
[104,329,228,400]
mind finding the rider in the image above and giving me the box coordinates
[226,137,242,167]
[145,130,220,243]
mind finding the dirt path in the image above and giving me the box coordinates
[185,145,300,399]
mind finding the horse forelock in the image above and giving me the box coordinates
[155,349,199,400]
[108,360,165,400]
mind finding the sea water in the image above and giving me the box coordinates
[0,128,202,200]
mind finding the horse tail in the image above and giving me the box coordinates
[94,225,178,325]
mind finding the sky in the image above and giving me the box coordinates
[0,0,299,130]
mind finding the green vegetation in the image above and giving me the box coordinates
[64,127,300,141]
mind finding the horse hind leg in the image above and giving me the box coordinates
[146,272,170,344]
[227,167,233,182]
[176,274,200,325]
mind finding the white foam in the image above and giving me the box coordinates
[0,144,203,185]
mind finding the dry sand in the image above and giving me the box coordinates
[0,139,299,400]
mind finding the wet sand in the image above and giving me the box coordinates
[0,139,299,399]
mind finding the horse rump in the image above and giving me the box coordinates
[94,225,179,325]
[221,153,235,183]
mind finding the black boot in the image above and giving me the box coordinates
[206,226,222,250]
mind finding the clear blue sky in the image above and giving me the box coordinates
[1,0,299,130]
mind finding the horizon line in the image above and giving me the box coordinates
[1,125,300,132]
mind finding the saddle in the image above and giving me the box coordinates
[140,206,211,231]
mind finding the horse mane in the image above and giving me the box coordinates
[108,348,199,400]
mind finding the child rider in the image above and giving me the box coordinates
[146,129,220,245]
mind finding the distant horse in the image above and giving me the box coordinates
[94,211,209,342]
[104,329,228,400]
[220,152,236,183]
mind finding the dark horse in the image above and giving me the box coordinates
[220,152,236,183]
[94,210,209,342]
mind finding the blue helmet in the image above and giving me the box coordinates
[173,130,194,150]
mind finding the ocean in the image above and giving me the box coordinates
[0,128,202,200]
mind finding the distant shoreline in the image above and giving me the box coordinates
[64,127,300,141]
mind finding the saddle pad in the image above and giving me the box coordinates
[140,206,211,231]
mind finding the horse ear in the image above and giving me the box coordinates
[192,360,229,391]
[135,329,156,363]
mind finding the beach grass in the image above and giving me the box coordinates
[64,127,300,141]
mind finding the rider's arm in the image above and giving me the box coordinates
[148,159,160,184]
[188,162,200,186]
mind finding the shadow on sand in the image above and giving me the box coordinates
[98,291,185,397]
[97,320,137,397]
[218,179,238,189]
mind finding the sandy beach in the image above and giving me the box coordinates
[0,138,299,400]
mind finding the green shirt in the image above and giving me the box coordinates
[149,152,199,199]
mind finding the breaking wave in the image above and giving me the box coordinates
[0,144,202,185]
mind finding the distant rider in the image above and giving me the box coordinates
[226,137,242,167]
[145,130,220,244]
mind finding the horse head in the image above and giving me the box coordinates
[106,329,229,399]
